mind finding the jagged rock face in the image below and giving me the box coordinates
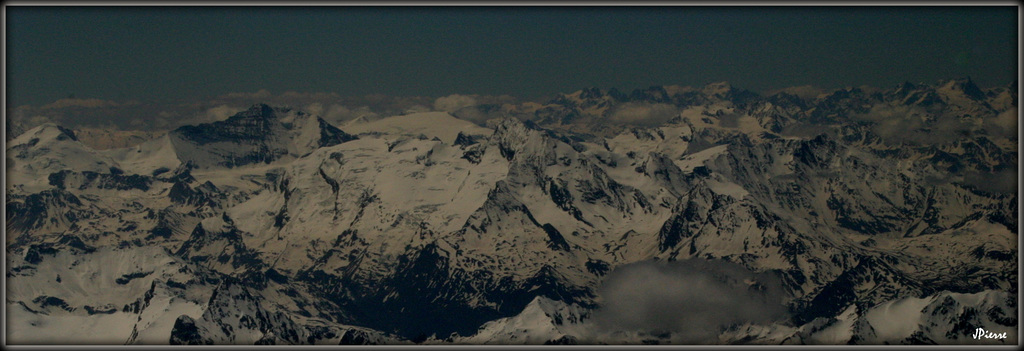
[167,277,361,345]
[169,104,357,169]
[48,170,153,191]
[5,80,1018,344]
[6,189,87,238]
[176,104,279,145]
[169,115,1014,339]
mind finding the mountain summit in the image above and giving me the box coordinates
[5,80,1018,345]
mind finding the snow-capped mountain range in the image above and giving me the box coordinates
[5,78,1018,344]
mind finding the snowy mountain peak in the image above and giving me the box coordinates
[166,105,358,169]
[343,111,490,144]
[578,87,604,100]
[10,122,80,145]
[453,296,589,344]
[889,81,920,99]
[7,122,120,192]
[232,103,279,120]
[701,81,734,96]
[938,77,986,101]
[5,82,1018,345]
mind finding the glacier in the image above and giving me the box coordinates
[4,79,1018,344]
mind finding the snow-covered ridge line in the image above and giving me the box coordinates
[5,80,1017,345]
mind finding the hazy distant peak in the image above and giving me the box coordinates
[701,81,734,96]
[578,87,604,100]
[892,81,919,94]
[937,77,986,101]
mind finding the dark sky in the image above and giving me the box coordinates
[6,6,1019,106]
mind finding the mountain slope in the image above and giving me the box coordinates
[5,80,1017,344]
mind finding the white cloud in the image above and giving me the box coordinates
[450,106,492,126]
[27,115,53,126]
[304,102,387,126]
[201,105,240,123]
[220,89,272,100]
[590,259,788,343]
[281,91,341,101]
[434,94,478,112]
[609,103,679,126]
[323,104,356,123]
[850,103,931,144]
[987,108,1018,136]
[404,104,432,114]
[961,169,1018,194]
[41,98,120,110]
[768,85,827,101]
[304,102,325,117]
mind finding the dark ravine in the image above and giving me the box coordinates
[6,79,1018,344]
